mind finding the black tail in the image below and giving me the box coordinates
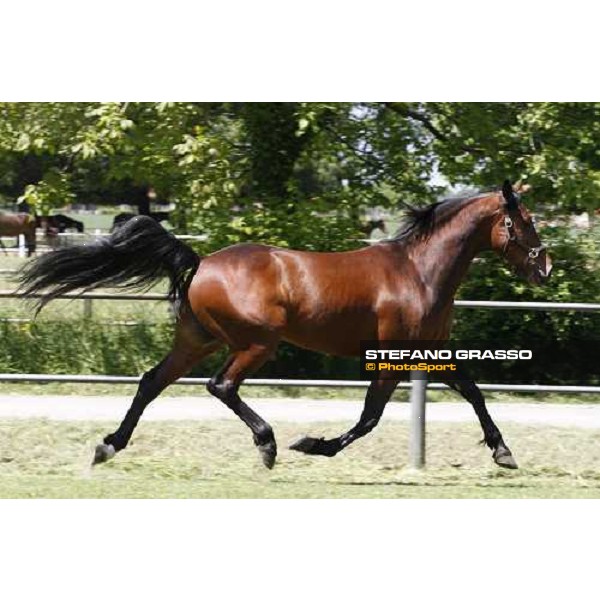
[18,216,200,312]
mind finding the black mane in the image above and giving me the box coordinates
[389,188,498,244]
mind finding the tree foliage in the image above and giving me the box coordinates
[0,102,599,250]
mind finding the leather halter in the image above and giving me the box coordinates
[501,214,545,264]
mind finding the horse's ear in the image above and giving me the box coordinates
[502,179,519,210]
[513,180,532,194]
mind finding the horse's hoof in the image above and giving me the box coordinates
[290,436,321,454]
[289,436,338,457]
[257,441,277,470]
[92,443,116,466]
[493,446,518,469]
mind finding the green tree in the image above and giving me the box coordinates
[1,102,599,246]
[384,102,600,211]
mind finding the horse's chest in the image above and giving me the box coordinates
[378,299,453,340]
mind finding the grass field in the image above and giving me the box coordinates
[1,418,600,498]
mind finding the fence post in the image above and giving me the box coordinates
[18,235,25,258]
[409,372,427,469]
[83,298,93,320]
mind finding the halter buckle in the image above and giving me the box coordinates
[529,247,541,260]
[503,216,516,244]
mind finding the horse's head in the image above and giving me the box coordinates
[490,180,552,286]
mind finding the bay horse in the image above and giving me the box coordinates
[0,212,37,256]
[18,180,551,471]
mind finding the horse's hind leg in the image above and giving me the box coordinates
[443,368,517,469]
[207,344,277,469]
[290,379,398,458]
[93,337,222,465]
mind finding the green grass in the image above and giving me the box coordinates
[1,419,600,498]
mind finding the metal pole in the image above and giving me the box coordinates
[409,372,427,469]
[83,298,93,320]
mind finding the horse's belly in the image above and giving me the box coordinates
[282,317,377,357]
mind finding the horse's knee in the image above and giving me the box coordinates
[138,366,162,396]
[454,380,483,403]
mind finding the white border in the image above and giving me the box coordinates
[0,501,597,599]
[1,1,599,597]
[2,1,599,99]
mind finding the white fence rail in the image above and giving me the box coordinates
[454,300,600,312]
[6,288,599,323]
[0,289,599,311]
[0,373,598,394]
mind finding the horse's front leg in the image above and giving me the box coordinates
[290,379,398,457]
[443,366,517,469]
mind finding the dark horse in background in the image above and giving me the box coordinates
[36,215,85,248]
[37,214,85,235]
[111,211,170,232]
[0,212,37,256]
[19,181,551,471]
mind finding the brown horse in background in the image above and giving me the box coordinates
[0,212,37,256]
[19,181,551,471]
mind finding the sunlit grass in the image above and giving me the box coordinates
[1,419,599,498]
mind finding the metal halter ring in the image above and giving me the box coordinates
[502,216,516,250]
[502,215,544,262]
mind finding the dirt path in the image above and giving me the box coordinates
[0,394,598,428]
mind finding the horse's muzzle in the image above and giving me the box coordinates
[531,254,552,285]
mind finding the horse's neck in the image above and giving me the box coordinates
[411,198,495,310]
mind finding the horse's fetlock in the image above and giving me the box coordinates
[253,423,274,446]
[485,431,503,450]
[103,433,125,452]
